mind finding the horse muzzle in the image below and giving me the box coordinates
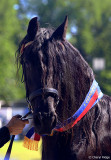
[27,87,59,135]
[33,111,57,135]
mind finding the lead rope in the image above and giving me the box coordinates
[4,111,32,160]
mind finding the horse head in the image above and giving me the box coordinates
[18,16,94,135]
[18,17,69,135]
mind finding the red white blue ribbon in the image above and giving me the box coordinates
[54,80,103,132]
[23,127,40,151]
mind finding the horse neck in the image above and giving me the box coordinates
[41,42,95,159]
[59,41,95,117]
[42,131,74,160]
[42,127,87,160]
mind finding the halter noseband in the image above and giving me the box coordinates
[29,88,59,102]
[27,88,60,111]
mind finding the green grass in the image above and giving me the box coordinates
[0,140,42,160]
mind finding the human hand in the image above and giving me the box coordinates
[6,115,29,135]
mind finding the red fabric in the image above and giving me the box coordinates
[34,133,40,141]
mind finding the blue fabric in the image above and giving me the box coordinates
[26,127,34,138]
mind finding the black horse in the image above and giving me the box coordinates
[17,16,111,160]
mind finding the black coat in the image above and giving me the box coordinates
[0,126,10,148]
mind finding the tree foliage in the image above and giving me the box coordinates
[0,0,25,101]
[1,0,111,102]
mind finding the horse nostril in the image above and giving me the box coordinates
[33,112,57,134]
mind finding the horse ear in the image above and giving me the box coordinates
[27,17,39,41]
[52,16,68,40]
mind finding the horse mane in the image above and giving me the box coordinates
[17,27,103,155]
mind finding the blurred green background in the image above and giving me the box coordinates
[0,0,111,159]
[0,0,111,102]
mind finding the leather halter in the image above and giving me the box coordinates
[29,88,59,102]
[27,88,60,110]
